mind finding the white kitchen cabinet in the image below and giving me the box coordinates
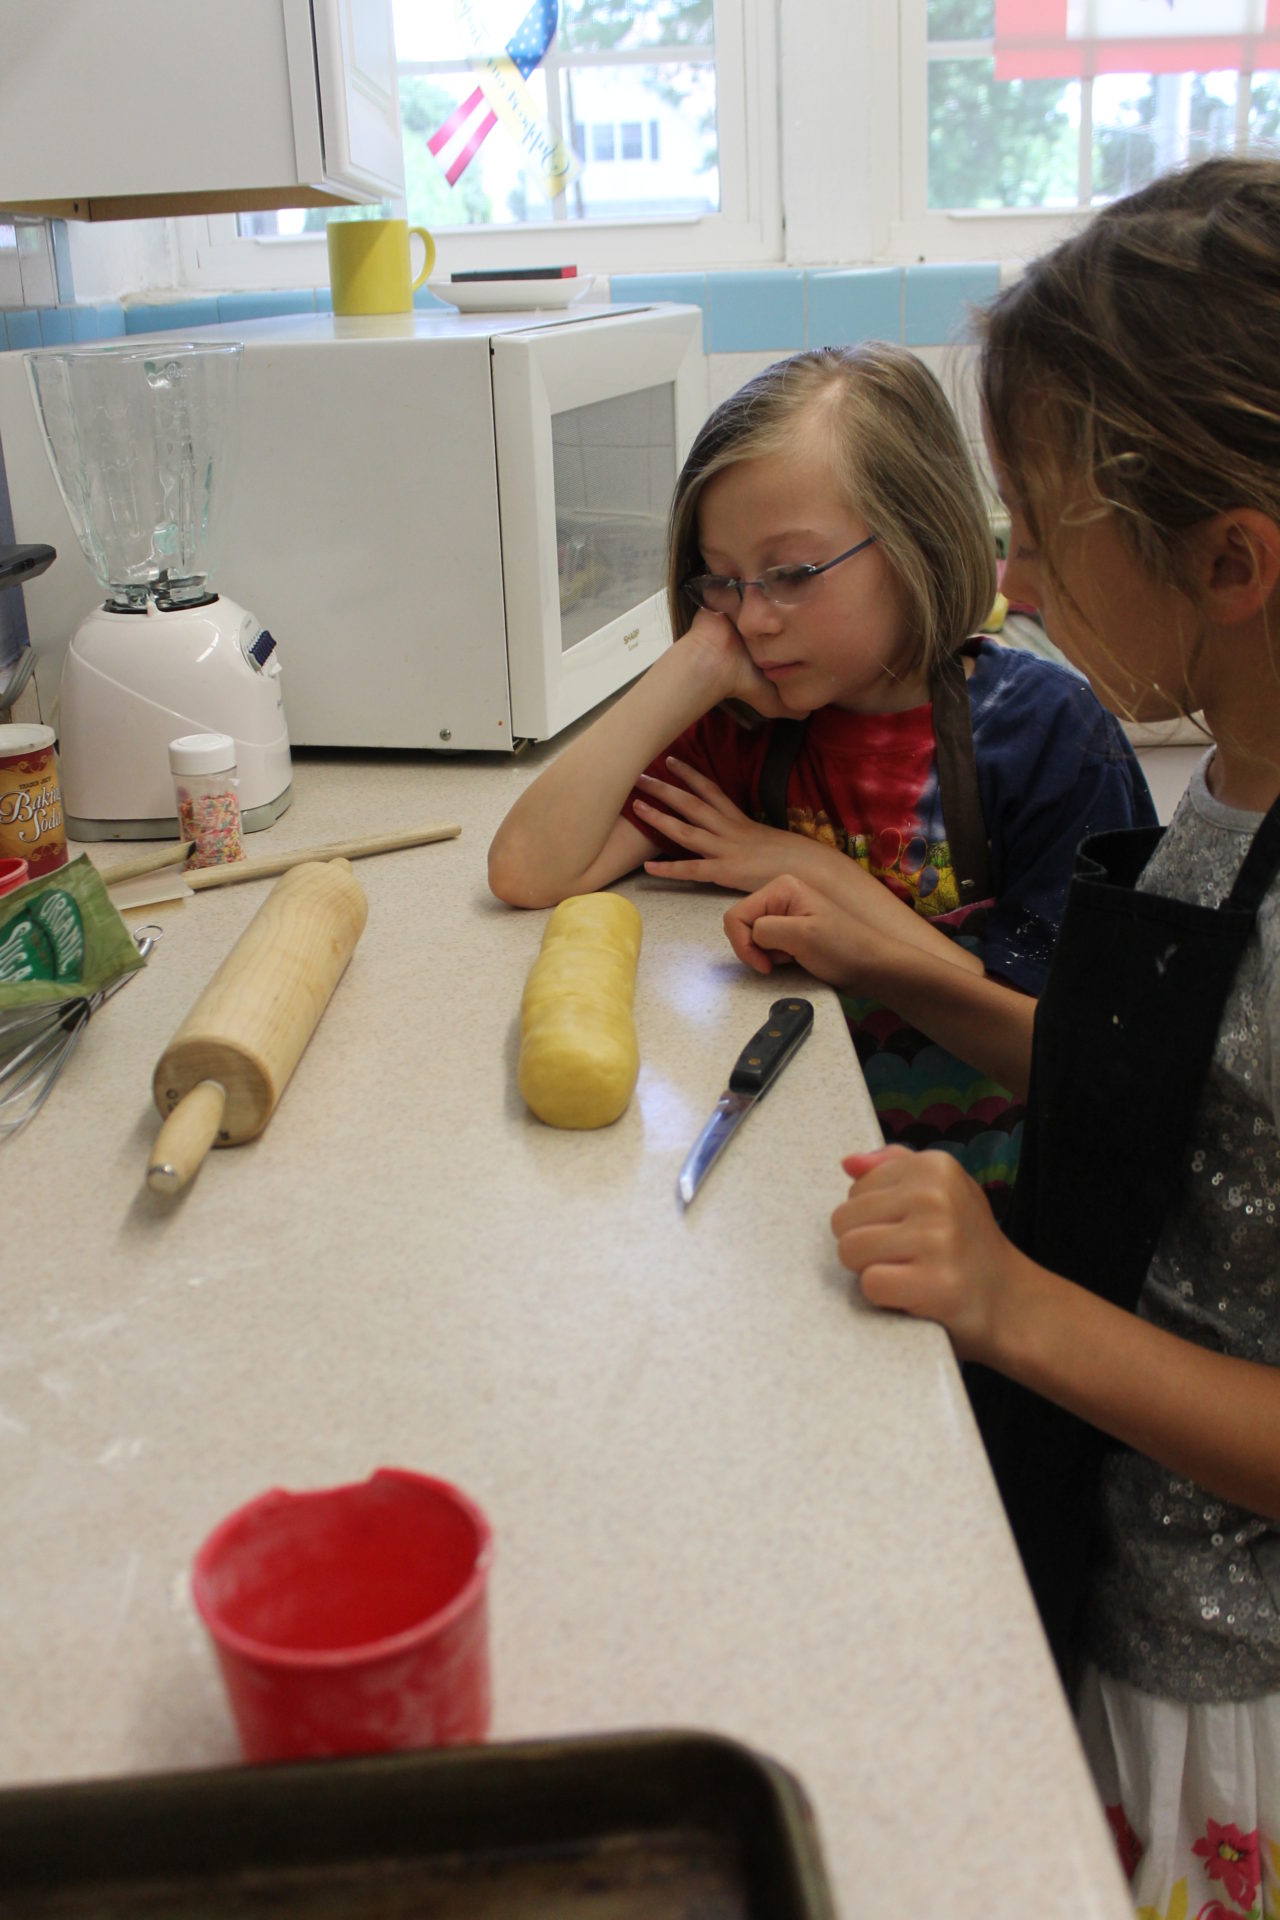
[0,0,404,220]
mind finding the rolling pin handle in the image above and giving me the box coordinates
[147,1079,228,1194]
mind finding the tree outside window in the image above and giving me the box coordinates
[925,0,1280,211]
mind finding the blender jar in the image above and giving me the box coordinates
[25,341,243,610]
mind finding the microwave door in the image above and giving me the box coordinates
[491,305,705,743]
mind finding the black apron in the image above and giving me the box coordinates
[967,785,1280,1685]
[755,643,993,912]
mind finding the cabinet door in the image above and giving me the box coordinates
[311,0,406,199]
[0,0,402,216]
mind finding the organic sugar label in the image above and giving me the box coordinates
[0,856,146,1010]
[0,914,56,983]
[30,890,85,978]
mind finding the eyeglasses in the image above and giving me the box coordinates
[681,533,879,613]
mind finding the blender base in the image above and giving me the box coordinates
[66,783,294,843]
[57,595,292,836]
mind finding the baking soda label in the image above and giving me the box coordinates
[0,737,68,878]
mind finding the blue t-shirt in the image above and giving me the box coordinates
[625,640,1158,1208]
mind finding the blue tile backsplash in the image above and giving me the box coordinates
[705,270,805,354]
[903,261,1000,348]
[1,309,41,350]
[609,274,708,349]
[123,299,225,335]
[36,307,74,345]
[805,268,902,350]
[0,264,1000,360]
[215,290,316,324]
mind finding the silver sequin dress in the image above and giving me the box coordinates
[1080,753,1280,1705]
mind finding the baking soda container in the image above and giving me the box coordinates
[169,732,244,867]
[191,1468,493,1762]
[0,724,67,878]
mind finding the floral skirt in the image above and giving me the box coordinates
[1076,1662,1280,1919]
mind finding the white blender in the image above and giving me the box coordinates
[25,341,292,840]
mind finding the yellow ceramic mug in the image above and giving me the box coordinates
[326,218,436,316]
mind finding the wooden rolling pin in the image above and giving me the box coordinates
[147,860,368,1195]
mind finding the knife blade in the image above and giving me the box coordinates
[677,996,815,1205]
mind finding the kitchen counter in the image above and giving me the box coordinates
[0,742,1130,1919]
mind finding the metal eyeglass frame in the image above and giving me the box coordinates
[682,532,879,611]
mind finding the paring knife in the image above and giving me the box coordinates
[678,997,815,1206]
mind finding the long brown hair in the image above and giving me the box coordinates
[666,343,996,675]
[980,156,1280,598]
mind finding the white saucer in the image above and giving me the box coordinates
[427,277,591,313]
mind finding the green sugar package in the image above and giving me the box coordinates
[0,856,146,1011]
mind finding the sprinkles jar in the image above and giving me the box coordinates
[169,732,244,869]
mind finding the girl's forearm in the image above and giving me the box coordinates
[774,837,1036,1095]
[854,936,1037,1097]
[782,835,994,971]
[488,642,730,906]
[993,1258,1280,1522]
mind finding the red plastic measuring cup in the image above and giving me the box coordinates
[191,1468,492,1762]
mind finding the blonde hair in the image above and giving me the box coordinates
[980,156,1280,600]
[667,343,997,675]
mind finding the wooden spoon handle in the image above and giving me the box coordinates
[183,823,461,890]
[98,842,195,885]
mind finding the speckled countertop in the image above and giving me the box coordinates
[0,741,1130,1918]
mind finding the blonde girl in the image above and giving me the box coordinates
[829,157,1280,1914]
[489,343,1153,1209]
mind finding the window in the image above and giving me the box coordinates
[156,0,1280,294]
[393,0,716,224]
[175,0,779,286]
[898,0,1280,257]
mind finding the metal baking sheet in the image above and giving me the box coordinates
[0,1729,838,1920]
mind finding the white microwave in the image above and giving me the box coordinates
[0,302,706,752]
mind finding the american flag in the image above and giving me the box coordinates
[429,0,560,186]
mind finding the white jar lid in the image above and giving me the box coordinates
[0,722,56,754]
[169,731,237,775]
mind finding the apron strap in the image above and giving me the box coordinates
[931,645,993,906]
[757,719,808,832]
[752,648,993,899]
[1226,787,1280,912]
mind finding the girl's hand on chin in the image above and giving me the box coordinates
[682,609,799,720]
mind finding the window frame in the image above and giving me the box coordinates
[173,0,781,289]
[893,4,1088,262]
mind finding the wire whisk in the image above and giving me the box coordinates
[0,926,160,1142]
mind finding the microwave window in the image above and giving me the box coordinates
[552,384,676,652]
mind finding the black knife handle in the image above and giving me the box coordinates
[727,997,814,1096]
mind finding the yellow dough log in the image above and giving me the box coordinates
[518,892,642,1128]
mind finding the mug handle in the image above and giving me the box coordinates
[408,227,437,292]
